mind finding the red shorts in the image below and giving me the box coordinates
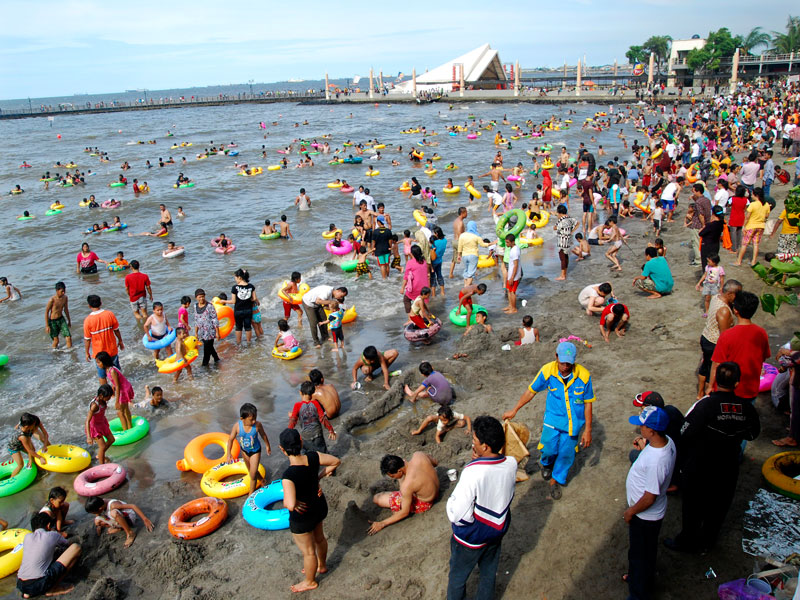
[506,279,520,293]
[389,491,433,514]
[409,315,428,329]
[458,291,472,308]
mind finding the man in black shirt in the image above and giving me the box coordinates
[664,362,760,553]
[372,217,394,279]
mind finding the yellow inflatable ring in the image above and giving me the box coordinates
[686,163,699,184]
[465,184,482,199]
[322,229,342,239]
[528,210,550,228]
[34,444,91,473]
[374,144,386,149]
[413,210,427,226]
[651,148,663,160]
[551,189,561,199]
[443,186,460,194]
[272,346,303,360]
[0,529,30,579]
[50,203,65,210]
[519,236,544,246]
[326,305,357,324]
[762,451,800,500]
[541,161,554,169]
[365,170,380,177]
[398,183,411,192]
[267,165,281,171]
[432,156,442,161]
[201,460,266,499]
[445,165,459,170]
[327,182,343,188]
[634,193,651,214]
[278,281,309,305]
[477,255,496,268]
[424,169,437,175]
[212,299,234,338]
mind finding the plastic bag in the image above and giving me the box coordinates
[718,578,774,600]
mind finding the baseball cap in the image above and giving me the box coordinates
[633,391,664,408]
[628,406,669,432]
[556,341,577,364]
[376,215,386,225]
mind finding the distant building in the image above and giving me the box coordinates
[667,38,707,87]
[392,44,507,94]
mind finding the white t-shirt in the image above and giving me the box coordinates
[625,437,676,521]
[437,411,464,432]
[665,143,676,159]
[507,246,521,281]
[660,182,679,201]
[559,174,570,189]
[652,207,664,221]
[691,142,701,158]
[362,194,376,211]
[713,189,730,211]
[353,190,364,205]
[488,191,503,210]
[302,285,333,307]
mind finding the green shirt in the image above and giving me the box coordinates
[642,256,673,293]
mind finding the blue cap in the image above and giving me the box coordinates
[556,341,577,364]
[628,406,669,432]
[376,215,386,225]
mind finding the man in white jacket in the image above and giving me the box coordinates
[446,416,517,600]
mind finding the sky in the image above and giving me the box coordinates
[0,0,793,100]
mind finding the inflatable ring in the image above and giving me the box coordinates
[201,460,266,499]
[398,184,411,192]
[465,184,481,199]
[176,433,241,473]
[50,203,65,210]
[34,444,90,473]
[278,281,309,305]
[17,216,35,221]
[634,194,651,215]
[272,346,303,360]
[759,363,779,392]
[651,148,663,160]
[0,355,8,368]
[340,186,354,193]
[105,224,128,233]
[445,164,460,169]
[762,451,800,501]
[326,305,356,324]
[73,463,127,497]
[142,327,177,350]
[341,260,358,272]
[365,170,380,177]
[259,232,280,240]
[110,416,150,446]
[327,182,343,188]
[108,263,128,272]
[686,163,699,184]
[322,229,342,239]
[45,209,62,216]
[242,480,290,530]
[541,161,554,169]
[374,144,386,150]
[496,209,527,239]
[267,165,281,171]
[551,189,562,200]
[326,239,353,255]
[424,169,437,175]
[443,186,460,194]
[0,460,37,498]
[528,210,550,228]
[173,182,195,188]
[0,529,30,579]
[403,317,442,342]
[169,496,228,540]
[156,347,198,373]
[413,210,427,226]
[110,182,126,188]
[477,255,496,268]
[519,236,544,247]
[162,248,185,259]
[449,305,488,327]
[237,167,263,176]
[212,299,234,339]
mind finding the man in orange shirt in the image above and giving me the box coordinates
[83,295,124,385]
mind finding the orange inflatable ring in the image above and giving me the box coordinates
[212,298,234,339]
[686,163,699,184]
[168,496,227,540]
[176,433,241,473]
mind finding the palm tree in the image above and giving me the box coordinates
[772,16,800,54]
[643,36,672,74]
[625,45,645,65]
[740,27,771,55]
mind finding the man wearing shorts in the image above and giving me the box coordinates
[83,295,124,385]
[368,452,439,535]
[504,234,521,313]
[480,163,505,193]
[449,207,467,278]
[555,205,579,281]
[45,281,72,349]
[372,216,393,279]
[659,176,684,223]
[124,260,152,320]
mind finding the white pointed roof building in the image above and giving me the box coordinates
[393,44,507,93]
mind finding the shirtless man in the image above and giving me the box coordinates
[309,369,341,418]
[374,203,392,229]
[449,207,467,279]
[45,281,72,349]
[159,204,172,228]
[480,163,506,193]
[356,201,377,249]
[368,452,439,535]
[278,215,293,240]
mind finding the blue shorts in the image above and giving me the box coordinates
[95,353,121,379]
[661,200,674,212]
[17,560,67,597]
[463,254,478,279]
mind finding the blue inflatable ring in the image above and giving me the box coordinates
[242,480,290,530]
[141,328,177,350]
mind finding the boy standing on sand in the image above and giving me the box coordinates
[45,282,72,349]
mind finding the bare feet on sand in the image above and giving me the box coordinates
[291,581,319,593]
[124,532,136,547]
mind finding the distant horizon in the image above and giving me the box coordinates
[0,0,790,100]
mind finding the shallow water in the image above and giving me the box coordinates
[0,100,633,528]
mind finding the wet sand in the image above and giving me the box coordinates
[5,177,793,600]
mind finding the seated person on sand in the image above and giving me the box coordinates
[16,512,81,598]
[578,282,614,316]
[84,496,154,548]
[310,369,341,418]
[411,406,471,444]
[368,452,439,535]
[351,345,398,391]
[404,361,453,405]
[632,247,674,299]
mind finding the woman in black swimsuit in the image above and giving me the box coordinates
[280,428,340,593]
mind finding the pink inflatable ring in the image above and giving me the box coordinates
[759,363,778,393]
[326,239,353,255]
[74,463,127,497]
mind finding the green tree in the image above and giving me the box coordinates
[643,35,672,73]
[740,26,771,55]
[772,16,800,54]
[687,28,739,72]
[625,45,645,65]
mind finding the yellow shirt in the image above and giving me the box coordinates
[457,233,489,257]
[744,201,770,230]
[779,209,800,235]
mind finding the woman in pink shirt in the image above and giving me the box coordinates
[76,242,107,275]
[402,245,430,314]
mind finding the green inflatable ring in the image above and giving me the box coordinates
[110,416,150,446]
[110,182,126,188]
[341,260,358,272]
[17,216,34,221]
[259,232,280,240]
[0,355,8,367]
[496,209,526,240]
[449,304,488,327]
[45,209,62,216]
[771,258,800,273]
[0,460,37,498]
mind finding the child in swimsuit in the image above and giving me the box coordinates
[280,272,304,326]
[178,296,190,331]
[355,246,372,279]
[40,486,72,535]
[143,302,171,360]
[95,351,134,432]
[227,403,271,495]
[402,230,412,262]
[390,235,403,273]
[85,385,114,464]
[7,413,49,478]
[172,328,194,383]
[275,319,300,352]
[327,302,345,350]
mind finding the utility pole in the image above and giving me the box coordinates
[28,97,32,114]
[248,79,254,96]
